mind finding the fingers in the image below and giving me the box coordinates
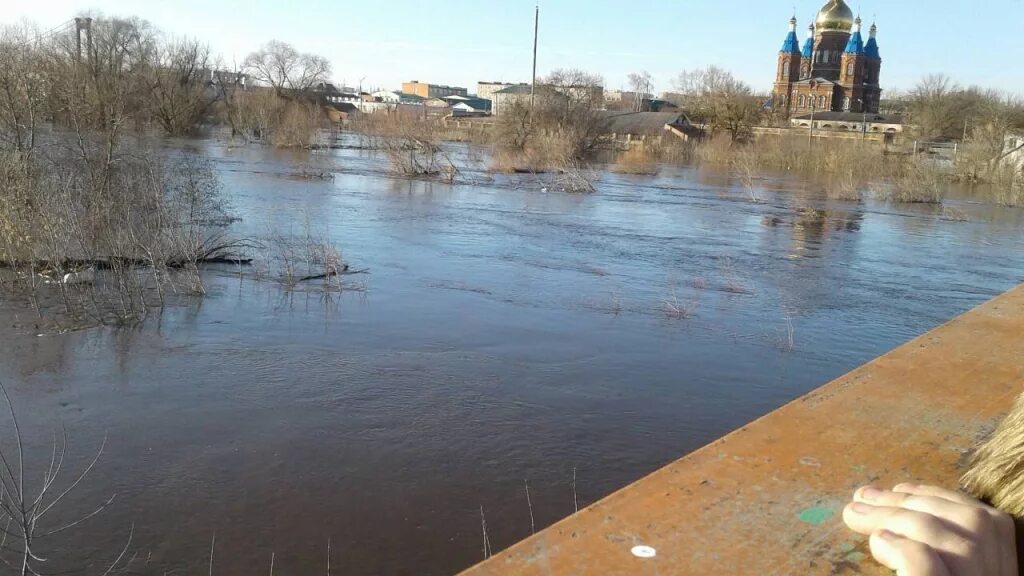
[845,485,1014,576]
[843,501,954,543]
[869,530,951,576]
[852,486,987,529]
[891,483,992,508]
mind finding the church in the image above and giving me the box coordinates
[772,0,882,117]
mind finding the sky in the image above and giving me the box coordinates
[4,0,1024,96]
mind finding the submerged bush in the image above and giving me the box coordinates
[612,147,659,175]
[890,160,947,204]
[0,138,242,326]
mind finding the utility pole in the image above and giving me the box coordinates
[808,97,816,148]
[530,4,539,115]
[74,17,92,64]
[84,17,93,62]
[862,102,867,139]
[74,17,83,63]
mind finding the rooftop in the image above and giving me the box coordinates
[600,111,690,135]
[493,84,536,95]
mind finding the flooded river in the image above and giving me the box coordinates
[2,140,1023,574]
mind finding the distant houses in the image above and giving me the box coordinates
[477,81,527,103]
[371,90,426,105]
[308,77,701,136]
[444,95,492,117]
[402,81,469,99]
[491,84,543,116]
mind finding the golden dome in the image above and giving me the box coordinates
[815,0,854,32]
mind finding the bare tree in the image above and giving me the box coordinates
[905,74,962,141]
[211,63,247,136]
[149,37,218,135]
[539,68,607,158]
[243,40,331,95]
[904,75,1024,146]
[55,16,158,133]
[627,71,653,112]
[955,94,1024,182]
[544,68,604,113]
[0,24,48,160]
[674,66,762,141]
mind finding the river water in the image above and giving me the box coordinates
[1,140,1023,575]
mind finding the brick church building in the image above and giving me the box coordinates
[772,0,882,117]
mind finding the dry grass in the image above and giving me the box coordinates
[232,90,326,148]
[941,206,970,222]
[261,217,352,292]
[795,206,829,224]
[731,146,762,202]
[352,114,460,182]
[985,166,1024,207]
[889,160,947,204]
[720,256,752,295]
[699,135,895,202]
[489,135,576,174]
[489,147,549,174]
[826,169,863,201]
[663,287,698,319]
[612,147,659,175]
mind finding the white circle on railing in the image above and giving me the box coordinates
[631,545,657,558]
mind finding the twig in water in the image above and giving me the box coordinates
[783,307,795,352]
[327,537,331,576]
[269,552,274,576]
[524,480,535,535]
[572,467,579,513]
[0,379,118,574]
[208,532,215,576]
[479,506,491,560]
[100,524,135,576]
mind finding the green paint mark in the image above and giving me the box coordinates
[798,505,835,525]
[839,542,855,553]
[844,551,866,563]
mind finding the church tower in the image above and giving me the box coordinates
[771,0,882,117]
[800,22,815,80]
[862,22,882,112]
[773,16,803,110]
[839,16,866,111]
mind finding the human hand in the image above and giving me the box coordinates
[842,483,1017,575]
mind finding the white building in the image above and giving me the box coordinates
[370,90,425,105]
[477,81,527,103]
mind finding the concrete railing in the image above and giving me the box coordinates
[460,284,1024,575]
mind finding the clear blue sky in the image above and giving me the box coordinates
[5,0,1023,96]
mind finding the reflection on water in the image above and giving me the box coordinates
[2,140,1023,575]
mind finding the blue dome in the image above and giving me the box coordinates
[865,37,880,59]
[780,31,800,53]
[844,30,864,54]
[801,36,814,58]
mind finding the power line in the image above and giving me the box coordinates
[11,19,75,48]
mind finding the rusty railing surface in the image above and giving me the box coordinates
[460,284,1024,575]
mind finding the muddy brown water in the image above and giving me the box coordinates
[2,138,1023,575]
